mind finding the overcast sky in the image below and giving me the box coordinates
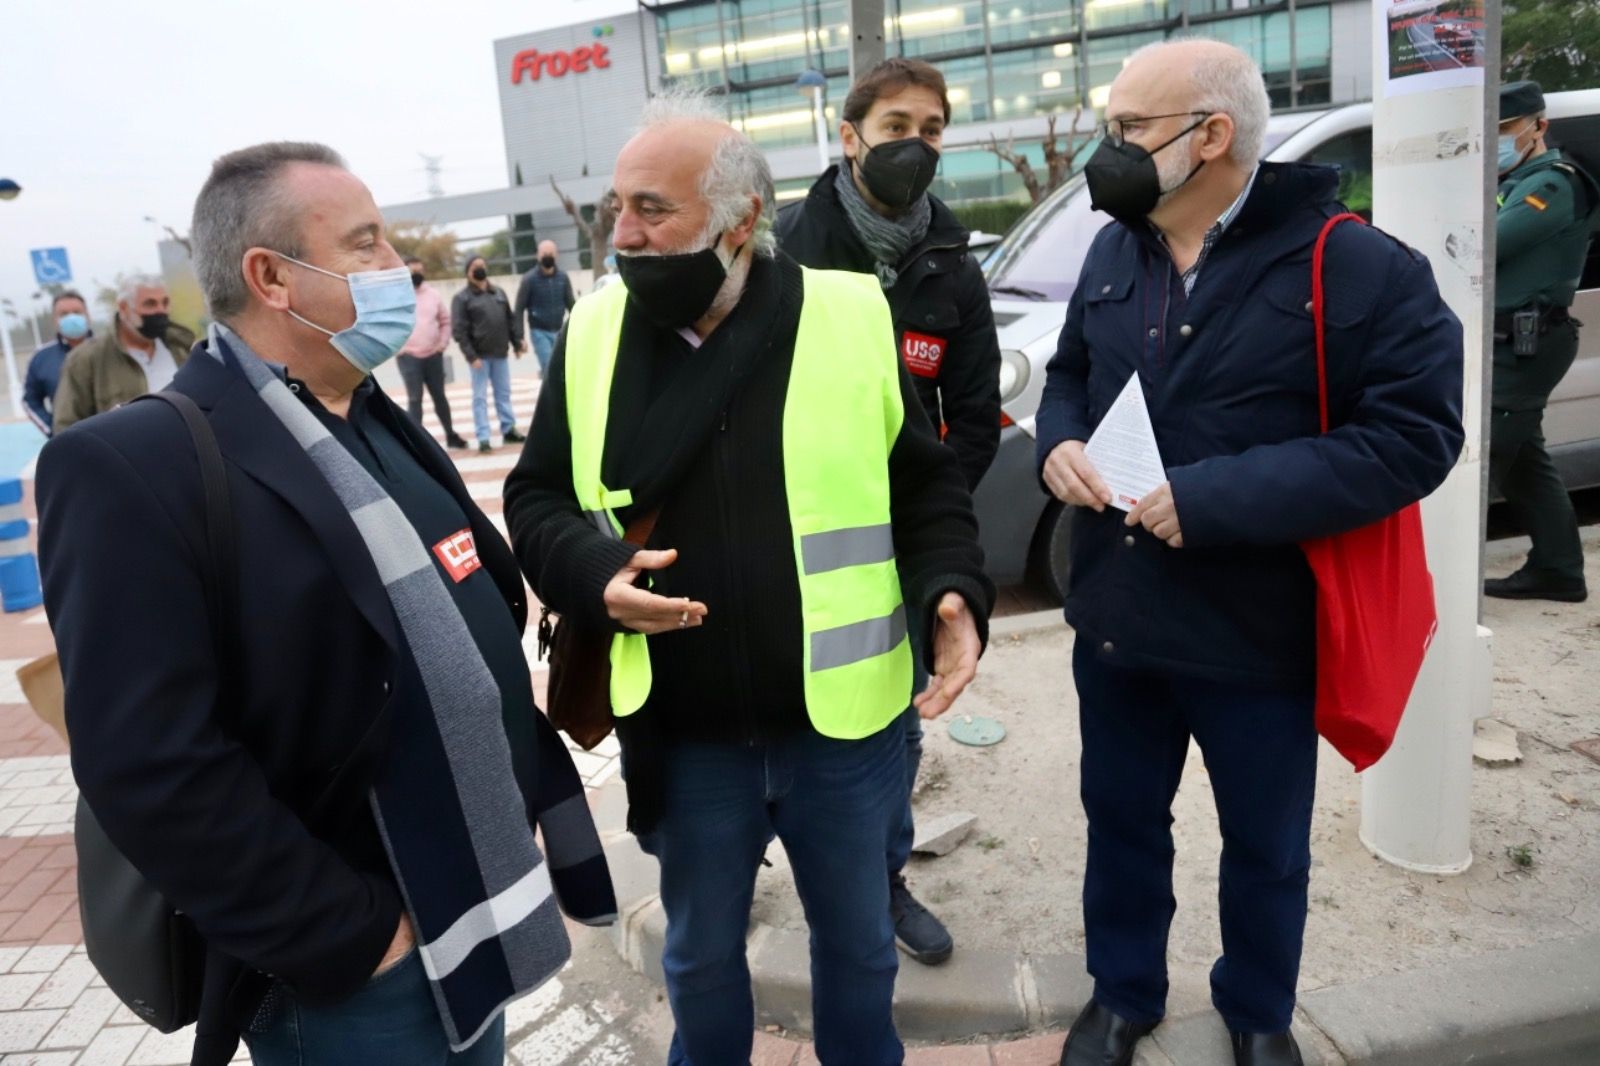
[0,0,638,318]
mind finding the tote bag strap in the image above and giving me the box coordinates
[1310,212,1368,435]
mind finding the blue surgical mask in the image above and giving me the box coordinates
[1498,132,1529,174]
[57,313,89,340]
[276,253,416,374]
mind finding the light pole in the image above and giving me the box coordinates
[0,301,23,418]
[796,69,831,176]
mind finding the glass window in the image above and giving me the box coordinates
[1303,128,1372,218]
[892,0,987,58]
[1083,0,1175,33]
[989,43,1085,120]
[987,0,1078,48]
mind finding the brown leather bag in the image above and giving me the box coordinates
[539,509,659,751]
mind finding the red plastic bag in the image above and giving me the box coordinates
[1299,213,1439,771]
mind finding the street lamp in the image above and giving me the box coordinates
[795,69,830,176]
[0,179,19,201]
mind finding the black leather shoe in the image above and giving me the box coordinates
[889,874,953,965]
[503,429,527,444]
[1230,1030,1304,1066]
[1059,1000,1156,1066]
[1484,570,1587,602]
[445,434,470,450]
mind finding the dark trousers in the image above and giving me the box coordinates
[637,723,906,1066]
[1073,639,1318,1034]
[396,353,456,440]
[888,627,930,877]
[1489,405,1584,585]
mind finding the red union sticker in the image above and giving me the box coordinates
[901,331,947,378]
[433,529,482,584]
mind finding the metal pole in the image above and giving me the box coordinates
[980,0,996,122]
[714,0,735,119]
[1287,0,1299,108]
[850,0,886,83]
[812,90,830,173]
[0,319,22,419]
[1357,0,1497,875]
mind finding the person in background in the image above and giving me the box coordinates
[513,239,575,374]
[397,256,468,449]
[1484,79,1598,604]
[1036,40,1462,1066]
[775,56,1001,968]
[23,290,93,435]
[52,276,194,432]
[452,255,526,454]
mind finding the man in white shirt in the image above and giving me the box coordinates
[53,275,194,431]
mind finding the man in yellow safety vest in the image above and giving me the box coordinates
[503,90,993,1064]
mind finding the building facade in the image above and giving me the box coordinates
[381,0,1371,271]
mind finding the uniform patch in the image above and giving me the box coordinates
[1524,194,1548,211]
[901,331,947,379]
[433,528,482,583]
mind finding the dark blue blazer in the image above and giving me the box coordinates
[36,341,528,1062]
[1036,162,1464,686]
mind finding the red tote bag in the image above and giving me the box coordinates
[1299,213,1439,772]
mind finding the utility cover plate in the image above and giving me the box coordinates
[948,715,1005,747]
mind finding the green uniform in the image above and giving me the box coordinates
[1491,148,1598,586]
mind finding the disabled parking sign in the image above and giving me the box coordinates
[28,248,72,286]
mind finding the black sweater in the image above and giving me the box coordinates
[503,252,993,744]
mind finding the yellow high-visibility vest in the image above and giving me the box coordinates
[562,264,911,739]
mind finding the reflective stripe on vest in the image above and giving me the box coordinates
[562,265,911,738]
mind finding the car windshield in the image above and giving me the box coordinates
[984,128,1297,302]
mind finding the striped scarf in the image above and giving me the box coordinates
[211,325,613,1050]
[834,162,932,289]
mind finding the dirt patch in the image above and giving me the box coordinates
[751,538,1600,1010]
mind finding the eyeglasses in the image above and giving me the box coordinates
[1097,111,1213,148]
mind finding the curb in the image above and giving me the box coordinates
[596,775,1600,1062]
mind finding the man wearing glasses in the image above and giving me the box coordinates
[1036,39,1463,1066]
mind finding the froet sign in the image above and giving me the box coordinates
[509,43,611,84]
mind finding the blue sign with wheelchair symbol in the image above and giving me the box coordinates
[28,248,72,286]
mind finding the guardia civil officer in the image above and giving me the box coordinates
[775,56,1001,968]
[1486,80,1597,603]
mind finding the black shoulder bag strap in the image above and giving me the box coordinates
[76,390,235,1034]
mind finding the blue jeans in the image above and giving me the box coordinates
[531,328,558,374]
[1073,638,1317,1034]
[636,723,907,1066]
[887,629,930,877]
[469,357,516,442]
[244,950,506,1066]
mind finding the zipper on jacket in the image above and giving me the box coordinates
[713,405,757,744]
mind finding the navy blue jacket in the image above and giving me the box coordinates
[36,344,529,1064]
[23,335,82,434]
[1036,162,1464,686]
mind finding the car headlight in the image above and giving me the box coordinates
[998,348,1031,406]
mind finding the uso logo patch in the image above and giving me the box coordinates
[433,529,482,583]
[901,331,947,379]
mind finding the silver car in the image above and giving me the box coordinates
[977,93,1600,600]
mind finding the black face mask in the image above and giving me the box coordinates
[850,126,940,210]
[135,312,170,340]
[1083,118,1207,225]
[470,267,488,282]
[616,233,736,331]
[410,272,425,288]
[539,255,556,270]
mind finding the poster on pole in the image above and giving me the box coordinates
[1383,0,1485,98]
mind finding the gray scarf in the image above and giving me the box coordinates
[834,163,932,289]
[210,324,599,1051]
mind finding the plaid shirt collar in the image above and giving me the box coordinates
[1153,165,1259,295]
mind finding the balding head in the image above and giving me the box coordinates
[1113,38,1270,166]
[610,91,775,259]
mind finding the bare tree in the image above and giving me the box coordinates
[550,176,618,266]
[987,106,1093,205]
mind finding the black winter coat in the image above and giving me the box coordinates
[775,167,1002,490]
